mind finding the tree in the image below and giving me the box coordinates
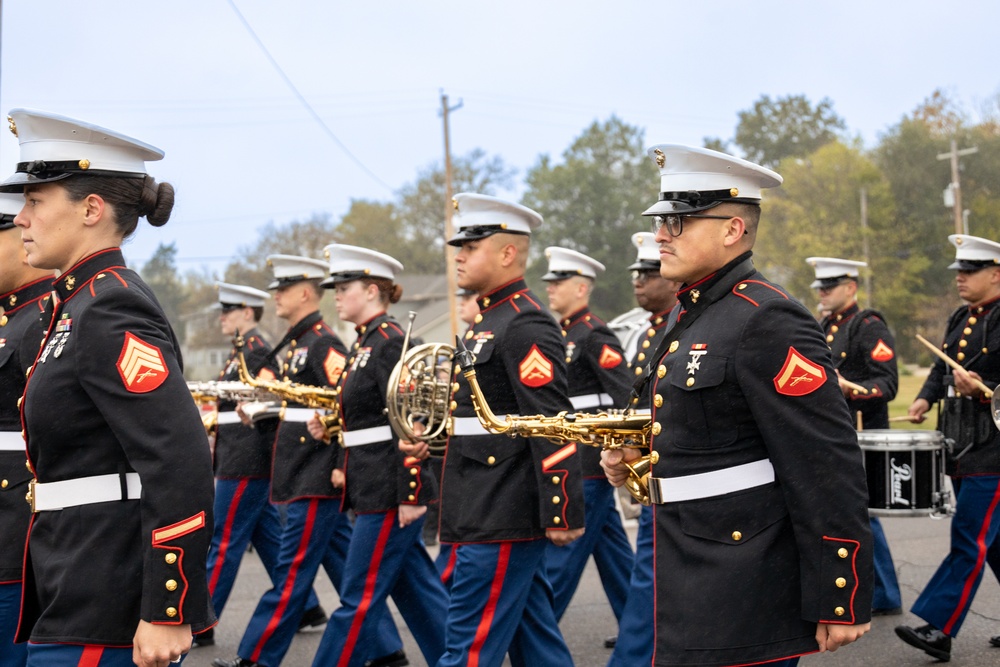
[521,116,654,318]
[734,94,846,168]
[140,242,187,338]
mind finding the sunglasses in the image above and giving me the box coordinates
[631,270,660,285]
[650,213,733,238]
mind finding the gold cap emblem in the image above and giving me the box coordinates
[730,187,739,197]
[78,159,90,170]
[7,116,16,137]
[452,197,459,210]
[653,148,665,168]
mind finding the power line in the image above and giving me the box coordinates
[225,0,394,192]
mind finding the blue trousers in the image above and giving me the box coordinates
[312,511,448,667]
[0,583,25,667]
[26,643,144,666]
[206,478,319,617]
[436,540,573,667]
[237,498,401,666]
[436,543,456,591]
[607,504,653,667]
[545,479,633,622]
[869,516,901,610]
[912,475,1000,636]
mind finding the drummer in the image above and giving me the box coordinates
[808,257,902,616]
[897,235,1000,661]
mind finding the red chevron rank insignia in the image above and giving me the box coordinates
[871,339,894,362]
[773,346,827,397]
[599,345,623,369]
[116,332,168,393]
[519,344,554,387]
[323,348,346,384]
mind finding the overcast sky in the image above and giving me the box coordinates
[1,0,997,275]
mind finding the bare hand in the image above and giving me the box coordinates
[907,398,930,423]
[600,448,642,488]
[815,622,870,652]
[399,422,430,459]
[235,402,252,427]
[547,527,584,546]
[953,367,985,397]
[330,468,345,488]
[398,504,427,527]
[132,620,192,667]
[307,413,331,442]
[835,372,853,398]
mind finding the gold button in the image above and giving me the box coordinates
[565,357,572,363]
[838,548,848,558]
[647,329,656,338]
[831,325,839,333]
[964,327,973,335]
[165,552,177,565]
[408,494,415,501]
[410,467,418,475]
[642,340,650,349]
[474,314,483,323]
[452,382,460,392]
[450,401,457,410]
[657,365,666,378]
[835,577,847,588]
[165,579,178,591]
[551,476,560,484]
[552,496,561,504]
[634,367,643,376]
[409,481,417,488]
[286,351,293,359]
[984,348,990,354]
[381,322,389,329]
[958,352,966,361]
[487,456,496,465]
[25,365,31,377]
[482,297,490,307]
[732,531,742,541]
[299,437,306,443]
[637,353,645,362]
[465,330,474,340]
[653,394,663,408]
[651,423,661,436]
[826,334,834,343]
[738,283,747,290]
[668,341,679,353]
[1,479,7,489]
[836,314,842,321]
[834,606,845,617]
[16,397,22,408]
[686,377,695,387]
[841,351,847,358]
[969,317,978,325]
[553,517,561,525]
[561,330,568,337]
[959,339,968,348]
[165,607,178,618]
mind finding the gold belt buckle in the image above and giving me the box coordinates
[26,478,37,513]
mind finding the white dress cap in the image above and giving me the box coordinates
[447,193,543,246]
[321,244,404,287]
[0,108,164,192]
[0,193,23,229]
[265,254,329,290]
[542,247,605,281]
[948,234,1000,270]
[628,232,660,271]
[642,144,782,216]
[806,257,868,289]
[216,281,270,309]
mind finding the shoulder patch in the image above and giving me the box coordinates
[324,348,346,384]
[599,344,623,369]
[871,339,894,362]
[116,332,168,393]
[519,344,554,387]
[773,346,827,397]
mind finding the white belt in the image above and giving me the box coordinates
[30,472,142,512]
[341,425,394,447]
[631,409,651,417]
[0,431,25,451]
[569,393,613,410]
[648,459,774,504]
[282,408,325,422]
[216,411,243,425]
[450,415,524,437]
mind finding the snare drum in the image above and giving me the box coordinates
[858,429,949,517]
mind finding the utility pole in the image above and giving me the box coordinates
[440,91,463,340]
[937,139,978,235]
[859,187,871,309]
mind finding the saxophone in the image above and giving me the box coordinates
[233,332,342,436]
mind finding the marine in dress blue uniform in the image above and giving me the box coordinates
[0,192,52,667]
[0,109,216,667]
[199,283,324,650]
[540,247,633,624]
[311,245,446,667]
[809,257,902,616]
[603,145,873,667]
[430,193,585,667]
[896,235,1000,661]
[217,256,401,667]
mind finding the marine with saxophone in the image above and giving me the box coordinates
[541,246,633,625]
[403,193,585,667]
[602,145,872,667]
[197,282,326,649]
[214,256,403,667]
[0,192,51,667]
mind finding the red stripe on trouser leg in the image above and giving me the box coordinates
[77,646,103,667]
[467,543,511,667]
[943,479,1000,635]
[208,478,249,595]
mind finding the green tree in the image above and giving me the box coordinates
[140,242,187,338]
[521,116,655,318]
[734,94,846,168]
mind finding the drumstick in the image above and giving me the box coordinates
[840,377,870,396]
[888,415,920,423]
[915,334,994,398]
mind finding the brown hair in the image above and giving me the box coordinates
[60,174,174,238]
[363,277,403,305]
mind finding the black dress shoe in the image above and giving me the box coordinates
[297,604,328,631]
[990,634,1000,647]
[212,658,262,667]
[363,649,409,667]
[895,624,951,662]
[604,635,617,648]
[871,606,903,616]
[192,627,214,647]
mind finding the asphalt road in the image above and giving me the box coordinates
[186,504,1000,667]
